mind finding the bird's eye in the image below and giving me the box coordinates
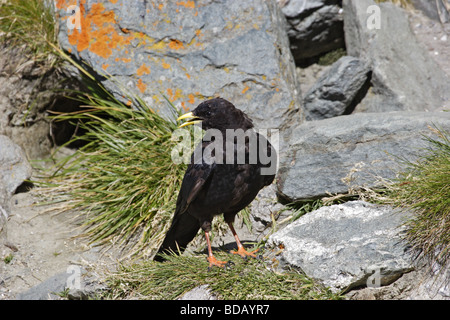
[205,110,212,116]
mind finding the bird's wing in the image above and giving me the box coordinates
[175,143,216,216]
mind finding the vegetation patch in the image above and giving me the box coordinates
[0,0,61,67]
[45,79,187,256]
[103,251,341,300]
[381,127,450,269]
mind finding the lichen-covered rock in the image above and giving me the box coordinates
[55,0,302,129]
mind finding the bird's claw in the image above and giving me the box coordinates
[230,246,260,260]
[207,256,233,271]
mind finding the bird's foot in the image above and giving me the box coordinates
[207,256,233,271]
[230,246,260,260]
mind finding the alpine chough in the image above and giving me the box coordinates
[155,97,276,269]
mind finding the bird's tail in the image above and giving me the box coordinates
[154,212,200,262]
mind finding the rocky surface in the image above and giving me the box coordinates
[277,111,450,202]
[343,0,450,113]
[178,284,217,300]
[278,0,345,63]
[55,0,302,130]
[0,135,32,218]
[268,201,414,293]
[0,43,81,159]
[410,0,449,23]
[303,56,370,120]
[0,189,116,300]
[347,265,450,300]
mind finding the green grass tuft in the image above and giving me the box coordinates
[0,0,60,66]
[383,127,450,269]
[43,71,190,256]
[103,251,341,300]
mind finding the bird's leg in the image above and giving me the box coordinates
[205,231,229,270]
[228,222,259,259]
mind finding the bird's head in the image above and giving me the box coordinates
[177,98,254,131]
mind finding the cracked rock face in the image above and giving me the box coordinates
[55,0,302,130]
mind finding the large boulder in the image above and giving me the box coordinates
[277,0,345,62]
[277,111,450,202]
[55,0,302,130]
[343,0,450,113]
[268,201,414,293]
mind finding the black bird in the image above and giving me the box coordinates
[155,98,276,268]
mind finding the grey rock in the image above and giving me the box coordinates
[249,184,292,233]
[16,267,106,300]
[268,201,414,292]
[343,0,450,113]
[303,56,371,120]
[0,135,32,217]
[276,112,450,202]
[278,0,345,61]
[16,271,69,300]
[178,285,217,300]
[55,0,302,130]
[278,0,328,18]
[410,0,450,23]
[347,263,450,300]
[0,43,81,159]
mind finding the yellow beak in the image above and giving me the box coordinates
[177,112,202,128]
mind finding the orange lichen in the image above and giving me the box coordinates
[115,57,131,63]
[137,78,147,94]
[168,39,184,50]
[102,63,109,71]
[176,1,195,9]
[137,63,151,76]
[242,86,250,94]
[188,94,195,104]
[166,88,183,102]
[56,0,76,10]
[63,0,134,59]
[162,62,171,69]
[181,101,189,111]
